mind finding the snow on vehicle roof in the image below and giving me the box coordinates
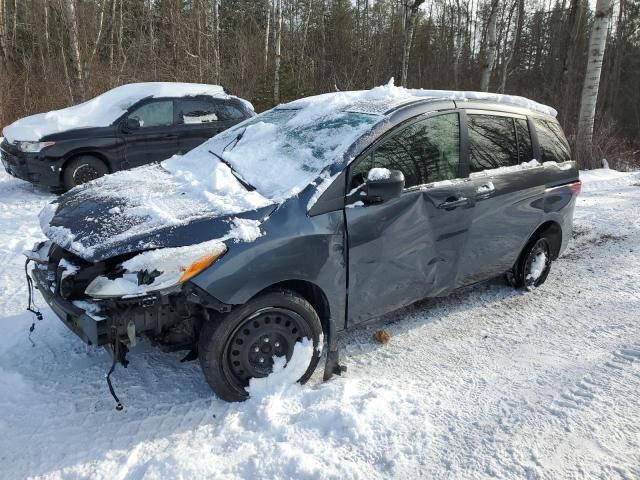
[282,78,557,118]
[3,82,253,143]
[164,80,556,208]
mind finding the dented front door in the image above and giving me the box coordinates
[345,181,477,325]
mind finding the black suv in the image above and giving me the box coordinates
[1,82,254,191]
[27,87,580,403]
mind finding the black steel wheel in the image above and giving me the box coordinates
[198,289,323,402]
[63,155,109,190]
[512,236,552,289]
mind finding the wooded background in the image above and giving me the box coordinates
[0,0,637,168]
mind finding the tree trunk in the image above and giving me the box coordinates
[400,0,425,87]
[576,0,613,168]
[62,0,84,102]
[499,0,519,93]
[212,0,220,83]
[0,0,9,66]
[273,0,282,104]
[263,0,270,72]
[480,0,499,92]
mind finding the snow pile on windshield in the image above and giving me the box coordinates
[165,79,556,204]
[3,82,250,142]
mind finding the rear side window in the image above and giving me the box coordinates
[467,114,519,172]
[177,98,219,124]
[351,113,460,190]
[533,118,571,163]
[129,100,174,128]
[515,119,533,162]
[218,104,245,121]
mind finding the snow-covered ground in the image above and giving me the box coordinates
[0,168,639,479]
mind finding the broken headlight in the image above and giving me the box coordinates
[84,242,227,299]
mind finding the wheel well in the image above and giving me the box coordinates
[258,280,331,337]
[62,152,112,178]
[532,221,562,259]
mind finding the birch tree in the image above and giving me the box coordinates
[576,0,613,168]
[273,0,282,104]
[62,0,84,102]
[400,0,426,87]
[480,0,499,92]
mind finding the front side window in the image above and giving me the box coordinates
[351,113,461,190]
[468,114,519,172]
[129,100,174,128]
[533,118,571,163]
[177,98,219,124]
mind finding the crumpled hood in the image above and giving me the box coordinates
[40,163,275,262]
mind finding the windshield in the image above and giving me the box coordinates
[167,108,380,201]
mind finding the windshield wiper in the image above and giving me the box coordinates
[208,150,255,191]
[223,127,247,152]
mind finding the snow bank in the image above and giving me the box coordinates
[3,82,251,142]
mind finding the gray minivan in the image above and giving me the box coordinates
[26,87,580,403]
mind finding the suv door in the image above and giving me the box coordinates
[457,110,544,285]
[174,97,247,153]
[345,112,478,325]
[122,99,178,168]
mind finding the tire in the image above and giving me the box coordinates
[511,236,553,289]
[63,155,109,190]
[198,289,323,402]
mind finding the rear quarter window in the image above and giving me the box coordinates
[533,118,571,163]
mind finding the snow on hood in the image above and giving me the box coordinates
[3,82,252,143]
[40,162,272,261]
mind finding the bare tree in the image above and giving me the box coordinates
[62,0,84,102]
[273,0,282,104]
[480,0,499,92]
[264,0,271,72]
[576,0,613,167]
[400,0,426,87]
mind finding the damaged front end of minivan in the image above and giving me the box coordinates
[25,238,236,406]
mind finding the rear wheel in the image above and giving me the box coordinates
[511,236,553,289]
[198,289,322,402]
[63,155,109,190]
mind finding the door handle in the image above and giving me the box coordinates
[437,197,470,210]
[475,181,495,199]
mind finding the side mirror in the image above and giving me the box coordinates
[123,117,141,132]
[364,168,405,204]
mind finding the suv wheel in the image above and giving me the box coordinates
[63,155,109,190]
[511,236,553,289]
[198,289,323,402]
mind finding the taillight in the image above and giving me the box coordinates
[568,181,582,195]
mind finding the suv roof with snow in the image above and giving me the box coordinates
[26,83,580,403]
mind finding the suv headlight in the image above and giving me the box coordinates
[16,141,55,153]
[85,242,227,299]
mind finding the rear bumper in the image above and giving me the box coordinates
[1,144,63,187]
[31,264,109,345]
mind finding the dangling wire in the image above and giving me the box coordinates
[106,339,124,411]
[24,259,43,347]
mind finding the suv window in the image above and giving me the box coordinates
[468,114,519,172]
[351,113,460,190]
[515,119,533,162]
[129,100,174,128]
[218,104,245,121]
[177,98,219,124]
[533,118,571,163]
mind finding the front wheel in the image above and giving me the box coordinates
[63,155,109,190]
[198,289,323,402]
[511,236,553,289]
